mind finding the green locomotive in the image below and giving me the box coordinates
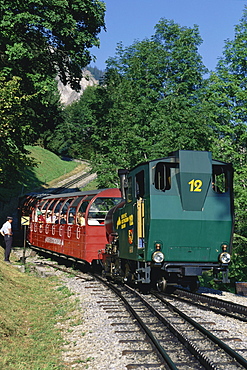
[104,150,233,292]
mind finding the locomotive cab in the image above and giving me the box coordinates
[106,150,233,291]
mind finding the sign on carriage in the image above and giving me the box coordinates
[21,216,30,226]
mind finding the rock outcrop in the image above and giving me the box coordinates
[57,70,98,106]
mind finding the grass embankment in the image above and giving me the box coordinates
[25,146,87,190]
[0,248,79,370]
[25,145,99,191]
[0,146,88,200]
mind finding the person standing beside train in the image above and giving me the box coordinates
[0,216,13,263]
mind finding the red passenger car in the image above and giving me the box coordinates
[22,188,122,264]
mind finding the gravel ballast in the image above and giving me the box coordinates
[13,249,247,369]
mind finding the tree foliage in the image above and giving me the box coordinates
[62,19,213,187]
[0,0,106,142]
[0,0,106,89]
[0,76,33,187]
[204,8,247,241]
[0,0,106,187]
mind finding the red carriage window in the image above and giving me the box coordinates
[78,200,90,213]
[67,196,84,225]
[46,199,59,223]
[60,199,74,223]
[54,200,63,213]
[47,199,59,213]
[76,196,93,225]
[88,197,122,225]
[34,200,48,223]
[53,199,65,224]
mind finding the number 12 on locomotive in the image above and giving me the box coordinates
[188,179,202,192]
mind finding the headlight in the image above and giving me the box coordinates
[219,252,231,264]
[152,251,164,263]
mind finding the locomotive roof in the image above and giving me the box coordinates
[125,150,232,172]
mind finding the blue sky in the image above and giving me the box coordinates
[91,0,247,72]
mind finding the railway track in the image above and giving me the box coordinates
[50,169,96,194]
[102,281,247,369]
[31,259,247,369]
[167,288,247,323]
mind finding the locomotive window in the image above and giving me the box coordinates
[136,170,145,198]
[154,162,172,191]
[127,177,133,203]
[212,165,228,193]
[88,197,122,224]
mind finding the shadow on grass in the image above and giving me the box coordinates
[0,167,45,203]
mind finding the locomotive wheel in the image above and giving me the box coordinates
[189,277,200,293]
[156,278,177,293]
[156,277,167,292]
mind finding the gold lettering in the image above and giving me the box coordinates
[116,217,121,229]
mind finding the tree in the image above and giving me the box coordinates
[0,76,33,188]
[198,6,247,282]
[88,19,213,186]
[205,8,247,240]
[48,85,103,159]
[0,0,106,89]
[87,66,104,80]
[0,0,106,188]
[0,0,106,142]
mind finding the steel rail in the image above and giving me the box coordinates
[37,264,176,369]
[162,289,247,322]
[94,275,178,370]
[154,291,247,369]
[174,288,247,317]
[51,170,94,194]
[126,287,220,370]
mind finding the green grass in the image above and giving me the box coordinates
[0,146,88,200]
[24,146,98,193]
[26,146,79,183]
[0,248,80,369]
[82,178,99,191]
